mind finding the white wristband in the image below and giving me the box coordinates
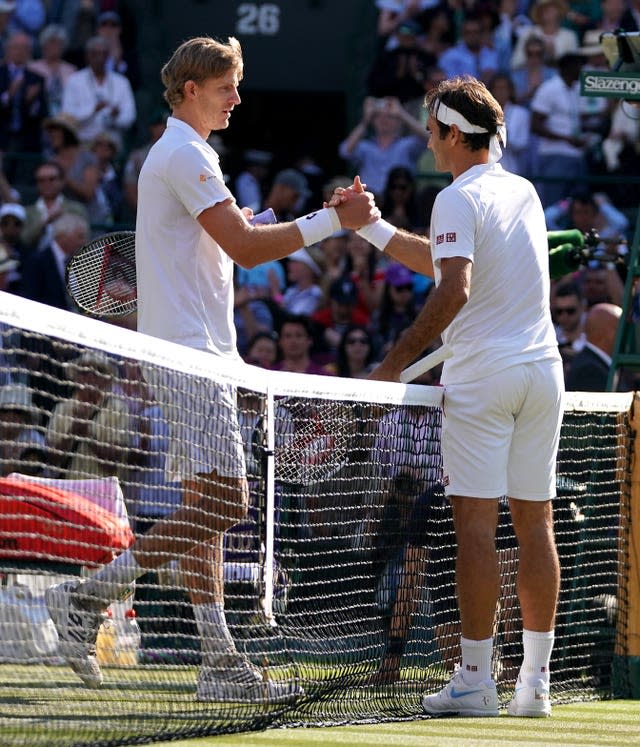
[357,219,397,251]
[295,207,341,246]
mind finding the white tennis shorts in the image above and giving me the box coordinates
[142,364,246,482]
[441,359,564,500]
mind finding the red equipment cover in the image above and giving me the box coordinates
[0,476,134,566]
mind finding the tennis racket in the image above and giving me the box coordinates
[65,231,137,318]
[399,346,452,383]
[274,397,391,486]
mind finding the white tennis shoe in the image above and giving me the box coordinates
[45,581,104,689]
[422,668,499,717]
[196,654,302,703]
[507,676,552,717]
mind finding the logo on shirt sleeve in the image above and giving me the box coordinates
[435,232,457,245]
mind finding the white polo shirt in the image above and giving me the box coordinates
[136,116,239,358]
[430,162,560,385]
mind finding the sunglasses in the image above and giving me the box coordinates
[346,336,370,345]
[554,307,578,316]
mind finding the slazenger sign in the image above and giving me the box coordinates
[580,70,640,99]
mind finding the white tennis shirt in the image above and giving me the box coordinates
[136,117,239,358]
[430,162,560,385]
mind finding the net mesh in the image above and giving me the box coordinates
[0,293,633,747]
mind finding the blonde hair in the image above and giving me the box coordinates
[161,36,243,109]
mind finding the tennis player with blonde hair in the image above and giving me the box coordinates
[333,75,563,718]
[45,35,379,703]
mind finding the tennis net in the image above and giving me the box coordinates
[0,292,634,747]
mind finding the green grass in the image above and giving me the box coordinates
[144,701,640,747]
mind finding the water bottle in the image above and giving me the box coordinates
[95,609,117,666]
[115,608,141,666]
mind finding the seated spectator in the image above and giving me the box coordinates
[95,10,140,90]
[0,30,47,186]
[0,202,26,286]
[489,73,531,176]
[0,382,46,477]
[90,130,123,225]
[19,211,90,311]
[339,95,427,198]
[27,23,76,116]
[372,262,418,359]
[510,35,555,108]
[380,165,424,230]
[545,189,629,240]
[312,277,370,360]
[244,330,280,369]
[273,314,328,375]
[511,0,579,69]
[45,349,132,480]
[234,148,272,214]
[262,168,310,221]
[367,19,437,116]
[61,35,136,148]
[551,281,586,381]
[578,263,624,308]
[344,230,386,322]
[530,53,589,207]
[565,303,623,390]
[280,247,324,317]
[122,107,168,220]
[437,13,499,83]
[323,324,376,378]
[21,159,89,251]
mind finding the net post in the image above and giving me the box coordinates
[615,393,640,696]
[261,386,276,626]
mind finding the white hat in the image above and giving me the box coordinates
[288,247,321,276]
[0,203,26,222]
[579,29,605,56]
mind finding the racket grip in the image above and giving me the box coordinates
[400,346,452,383]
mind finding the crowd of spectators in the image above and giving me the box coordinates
[0,0,637,396]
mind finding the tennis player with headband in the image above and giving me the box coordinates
[45,35,379,704]
[332,75,563,718]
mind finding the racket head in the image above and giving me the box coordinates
[65,231,137,318]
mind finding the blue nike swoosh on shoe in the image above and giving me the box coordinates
[449,687,485,698]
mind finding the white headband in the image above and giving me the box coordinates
[435,100,507,165]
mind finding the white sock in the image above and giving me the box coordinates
[193,602,237,663]
[78,549,141,607]
[519,629,554,684]
[460,636,493,685]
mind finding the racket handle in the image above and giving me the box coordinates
[399,346,452,383]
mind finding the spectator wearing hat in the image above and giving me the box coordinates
[0,382,46,477]
[45,349,134,481]
[0,202,26,284]
[122,108,168,220]
[60,35,136,147]
[280,247,324,317]
[234,149,272,214]
[0,30,48,182]
[20,211,89,311]
[28,23,76,116]
[263,168,310,221]
[312,277,370,360]
[339,95,428,198]
[511,0,579,69]
[372,262,418,359]
[21,160,88,251]
[96,10,140,90]
[437,13,499,83]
